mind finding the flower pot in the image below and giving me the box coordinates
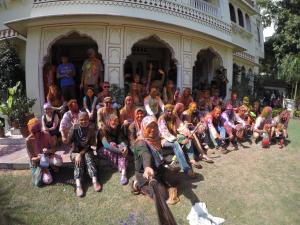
[0,128,5,137]
[20,126,30,138]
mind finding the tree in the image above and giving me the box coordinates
[278,53,300,100]
[257,0,300,100]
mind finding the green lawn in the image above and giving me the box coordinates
[1,120,300,225]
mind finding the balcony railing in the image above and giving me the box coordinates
[176,0,220,18]
[32,0,231,35]
[0,29,18,40]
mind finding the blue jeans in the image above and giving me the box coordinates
[162,141,191,173]
[209,125,226,147]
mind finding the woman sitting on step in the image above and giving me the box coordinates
[26,118,63,187]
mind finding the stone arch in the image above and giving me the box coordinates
[125,33,178,63]
[192,47,224,90]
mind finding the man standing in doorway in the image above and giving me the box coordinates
[81,48,103,94]
[56,55,76,102]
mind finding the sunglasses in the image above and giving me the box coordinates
[104,86,110,89]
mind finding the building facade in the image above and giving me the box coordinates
[0,0,264,116]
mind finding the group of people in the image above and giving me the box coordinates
[27,55,291,203]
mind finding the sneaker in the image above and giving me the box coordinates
[120,175,128,185]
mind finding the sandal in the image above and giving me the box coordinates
[201,155,214,163]
[130,180,140,195]
[191,163,203,169]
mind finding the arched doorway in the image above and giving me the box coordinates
[192,48,223,91]
[44,31,103,104]
[124,35,177,94]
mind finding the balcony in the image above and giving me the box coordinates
[30,0,231,35]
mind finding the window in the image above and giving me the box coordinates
[229,3,236,22]
[245,14,251,31]
[238,9,244,27]
[257,27,261,43]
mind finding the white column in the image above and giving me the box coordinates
[176,64,182,90]
[26,27,43,117]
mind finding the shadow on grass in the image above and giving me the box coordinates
[0,184,28,225]
[170,171,204,206]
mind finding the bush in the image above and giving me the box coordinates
[294,110,300,118]
[272,108,284,117]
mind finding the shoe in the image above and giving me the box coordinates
[120,175,128,185]
[201,154,214,163]
[165,164,181,173]
[220,148,229,154]
[187,169,197,178]
[191,163,203,169]
[166,187,180,205]
[93,182,102,192]
[130,180,140,195]
[76,186,84,197]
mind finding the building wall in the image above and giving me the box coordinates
[25,19,234,116]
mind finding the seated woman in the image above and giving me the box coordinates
[271,109,290,148]
[68,112,101,197]
[47,85,65,113]
[83,86,98,123]
[220,103,246,150]
[42,103,60,146]
[98,114,129,185]
[253,106,273,144]
[120,96,136,136]
[59,99,80,144]
[132,116,180,205]
[158,104,198,174]
[128,107,145,149]
[97,96,119,129]
[204,106,228,154]
[26,118,63,187]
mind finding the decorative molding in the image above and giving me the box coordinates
[32,0,232,36]
[0,29,19,40]
[124,28,179,61]
[183,54,192,69]
[109,27,121,45]
[108,47,121,64]
[232,22,253,39]
[233,51,255,63]
[183,70,192,86]
[108,67,120,84]
[183,38,192,53]
[41,25,106,59]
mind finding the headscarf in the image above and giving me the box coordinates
[27,118,41,134]
[261,106,272,119]
[140,116,161,151]
[134,107,145,132]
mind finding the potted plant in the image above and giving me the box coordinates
[0,82,20,128]
[0,120,5,137]
[0,81,36,137]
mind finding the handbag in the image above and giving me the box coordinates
[32,166,43,187]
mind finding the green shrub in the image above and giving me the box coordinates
[294,110,300,118]
[272,108,284,117]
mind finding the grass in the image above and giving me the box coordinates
[1,120,300,225]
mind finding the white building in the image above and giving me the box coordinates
[0,0,264,116]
